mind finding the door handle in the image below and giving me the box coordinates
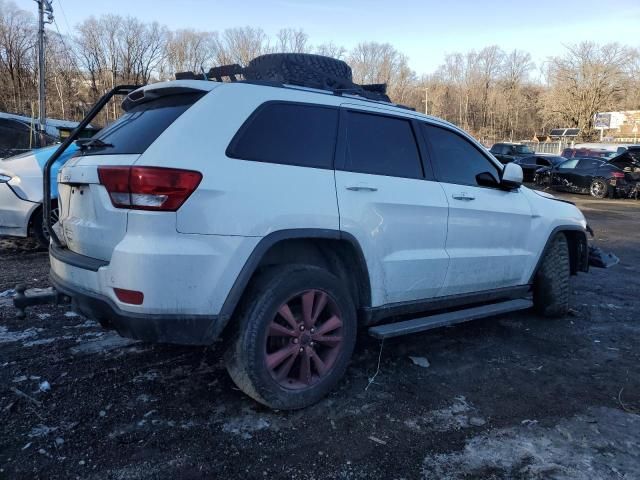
[452,193,475,201]
[346,186,378,192]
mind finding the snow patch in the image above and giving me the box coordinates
[421,407,640,479]
[70,332,137,354]
[0,326,39,343]
[407,396,476,432]
[222,415,272,440]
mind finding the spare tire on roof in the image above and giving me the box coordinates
[245,53,354,90]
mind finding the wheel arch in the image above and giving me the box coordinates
[214,229,372,337]
[27,198,57,235]
[529,225,589,283]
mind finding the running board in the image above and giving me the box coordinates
[368,299,533,339]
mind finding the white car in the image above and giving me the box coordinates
[44,54,589,409]
[0,144,78,246]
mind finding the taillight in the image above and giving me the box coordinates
[98,166,202,211]
[611,171,624,178]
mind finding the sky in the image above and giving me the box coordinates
[43,0,640,76]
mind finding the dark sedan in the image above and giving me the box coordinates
[513,155,566,183]
[535,154,640,198]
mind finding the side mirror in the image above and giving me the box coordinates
[501,162,523,189]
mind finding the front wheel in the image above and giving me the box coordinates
[225,265,357,410]
[31,203,59,248]
[533,234,570,317]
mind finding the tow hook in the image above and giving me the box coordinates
[13,284,71,319]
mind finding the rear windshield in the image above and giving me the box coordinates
[79,92,204,156]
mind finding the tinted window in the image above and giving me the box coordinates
[548,156,566,166]
[535,158,551,167]
[230,103,338,169]
[518,156,536,165]
[343,112,422,178]
[490,144,504,154]
[576,159,603,169]
[514,145,534,154]
[81,92,205,156]
[422,124,500,186]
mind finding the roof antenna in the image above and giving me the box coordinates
[200,65,207,81]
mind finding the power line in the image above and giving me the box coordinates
[53,0,73,36]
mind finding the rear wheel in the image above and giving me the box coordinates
[225,265,356,409]
[533,234,570,317]
[590,179,608,198]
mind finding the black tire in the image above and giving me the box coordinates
[589,179,608,199]
[533,234,570,317]
[246,53,353,84]
[31,204,58,249]
[245,53,354,93]
[225,265,357,410]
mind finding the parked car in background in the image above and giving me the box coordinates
[513,155,566,183]
[561,147,617,160]
[489,142,535,164]
[536,154,639,198]
[0,143,79,246]
[0,112,97,159]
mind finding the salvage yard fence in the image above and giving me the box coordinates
[520,141,567,155]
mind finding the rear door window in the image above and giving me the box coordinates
[228,102,339,169]
[342,111,423,179]
[80,92,205,156]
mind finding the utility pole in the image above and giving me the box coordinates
[35,0,54,147]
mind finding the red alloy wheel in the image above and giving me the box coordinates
[265,289,344,389]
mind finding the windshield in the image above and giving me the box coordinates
[514,145,534,154]
[549,156,567,165]
[79,92,205,156]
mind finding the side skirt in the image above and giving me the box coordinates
[360,285,531,325]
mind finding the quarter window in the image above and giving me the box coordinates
[343,111,423,178]
[576,159,603,169]
[422,124,500,186]
[228,103,338,169]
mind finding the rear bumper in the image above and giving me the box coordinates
[0,183,38,237]
[51,270,219,345]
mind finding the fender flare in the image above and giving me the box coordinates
[212,228,371,337]
[528,225,589,283]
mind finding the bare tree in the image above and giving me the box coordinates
[275,28,309,53]
[542,42,634,139]
[216,27,270,66]
[0,0,36,113]
[164,29,216,76]
[315,42,347,60]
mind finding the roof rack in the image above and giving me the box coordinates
[175,61,414,111]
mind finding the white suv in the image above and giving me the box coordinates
[48,58,589,409]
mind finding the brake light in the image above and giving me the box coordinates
[98,166,202,211]
[611,171,624,178]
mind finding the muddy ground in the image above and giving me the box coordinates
[1,192,639,479]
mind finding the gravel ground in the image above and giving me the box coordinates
[1,192,639,479]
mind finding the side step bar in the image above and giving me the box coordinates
[368,299,533,339]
